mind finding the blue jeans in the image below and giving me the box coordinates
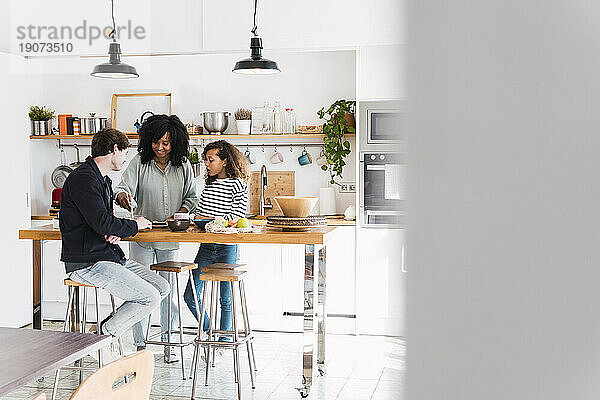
[184,243,238,337]
[128,242,180,347]
[69,259,170,339]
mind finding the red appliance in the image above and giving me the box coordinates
[52,188,62,208]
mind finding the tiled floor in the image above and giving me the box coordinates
[2,322,405,400]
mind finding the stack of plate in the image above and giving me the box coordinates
[266,215,327,231]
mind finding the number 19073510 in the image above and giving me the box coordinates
[19,42,73,53]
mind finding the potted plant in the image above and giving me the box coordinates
[29,105,55,136]
[317,99,355,185]
[234,108,252,134]
[188,148,201,177]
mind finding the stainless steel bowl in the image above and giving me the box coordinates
[202,112,230,133]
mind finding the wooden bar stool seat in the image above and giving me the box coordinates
[63,279,97,288]
[190,265,257,400]
[144,260,199,380]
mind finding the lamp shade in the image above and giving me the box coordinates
[233,37,280,74]
[91,41,138,79]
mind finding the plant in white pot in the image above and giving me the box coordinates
[234,108,252,134]
[29,105,55,136]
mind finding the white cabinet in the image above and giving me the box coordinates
[356,227,405,336]
[358,44,406,100]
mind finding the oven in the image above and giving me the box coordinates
[359,152,406,228]
[359,99,405,152]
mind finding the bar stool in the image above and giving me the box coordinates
[51,279,124,400]
[190,264,257,400]
[144,261,200,380]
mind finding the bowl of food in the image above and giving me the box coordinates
[273,196,319,218]
[193,218,212,231]
[167,219,190,231]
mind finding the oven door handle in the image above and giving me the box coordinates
[366,210,404,216]
[366,165,385,171]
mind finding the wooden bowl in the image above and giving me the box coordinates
[273,196,319,218]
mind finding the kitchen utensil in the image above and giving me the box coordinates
[69,144,84,169]
[298,149,312,166]
[51,188,62,208]
[202,112,231,133]
[344,205,356,220]
[273,196,319,218]
[269,148,284,164]
[193,218,212,230]
[134,111,155,133]
[244,149,256,164]
[79,113,109,134]
[51,147,74,189]
[167,219,190,231]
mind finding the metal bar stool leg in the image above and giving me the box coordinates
[205,282,216,385]
[94,288,102,368]
[239,282,255,388]
[110,294,128,384]
[212,283,219,368]
[78,287,88,384]
[192,277,209,400]
[240,281,257,372]
[231,282,242,400]
[167,272,172,356]
[188,270,202,379]
[175,275,186,379]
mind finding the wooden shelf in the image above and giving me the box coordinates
[30,134,355,140]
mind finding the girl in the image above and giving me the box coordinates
[184,140,249,346]
[115,114,199,362]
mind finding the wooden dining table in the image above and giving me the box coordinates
[0,327,110,396]
[19,223,339,398]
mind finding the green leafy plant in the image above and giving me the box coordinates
[28,105,55,121]
[188,148,200,164]
[317,99,355,185]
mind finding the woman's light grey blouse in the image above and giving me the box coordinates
[115,153,199,250]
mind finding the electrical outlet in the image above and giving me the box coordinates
[339,182,356,193]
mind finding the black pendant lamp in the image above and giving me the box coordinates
[91,0,138,79]
[233,0,280,75]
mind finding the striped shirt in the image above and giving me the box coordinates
[196,178,249,220]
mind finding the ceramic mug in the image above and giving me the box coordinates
[270,149,284,164]
[298,149,312,166]
[316,149,327,166]
[244,149,256,164]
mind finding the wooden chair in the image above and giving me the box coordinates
[69,350,154,400]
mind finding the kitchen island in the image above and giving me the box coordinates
[19,224,339,397]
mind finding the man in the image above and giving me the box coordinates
[60,128,169,362]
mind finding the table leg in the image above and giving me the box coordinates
[298,244,317,398]
[317,244,327,377]
[32,240,43,329]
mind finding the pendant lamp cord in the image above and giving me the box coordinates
[251,0,258,36]
[108,0,117,40]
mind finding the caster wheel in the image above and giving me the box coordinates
[296,387,310,398]
[318,366,326,376]
[37,377,44,383]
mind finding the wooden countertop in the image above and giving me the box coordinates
[20,224,340,245]
[31,215,356,226]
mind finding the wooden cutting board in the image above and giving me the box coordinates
[249,171,295,216]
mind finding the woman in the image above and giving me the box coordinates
[184,140,249,354]
[115,114,199,363]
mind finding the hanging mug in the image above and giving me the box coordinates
[270,148,284,164]
[316,149,327,166]
[298,149,312,166]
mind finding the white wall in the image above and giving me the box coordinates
[29,50,357,215]
[408,1,600,399]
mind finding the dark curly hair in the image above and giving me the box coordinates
[137,114,189,166]
[203,140,249,185]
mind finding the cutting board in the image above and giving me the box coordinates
[249,171,295,216]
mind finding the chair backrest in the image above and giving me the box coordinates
[69,350,154,400]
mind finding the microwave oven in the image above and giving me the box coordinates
[359,100,405,152]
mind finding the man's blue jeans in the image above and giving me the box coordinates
[184,243,238,337]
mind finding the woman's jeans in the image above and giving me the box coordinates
[184,243,239,337]
[129,242,179,347]
[69,259,170,340]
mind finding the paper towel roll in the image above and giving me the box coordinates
[319,187,336,215]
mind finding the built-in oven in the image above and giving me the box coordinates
[359,99,405,153]
[359,152,406,228]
